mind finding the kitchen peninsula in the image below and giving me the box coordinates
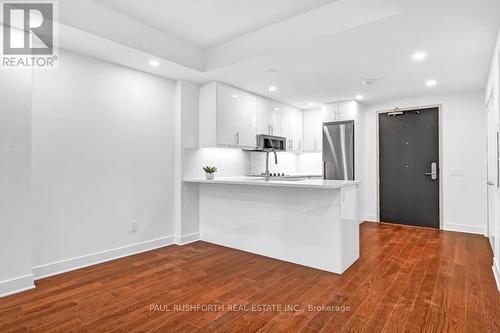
[183,177,360,274]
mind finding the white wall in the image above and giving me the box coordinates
[174,81,200,242]
[0,70,35,296]
[360,91,487,234]
[31,50,176,276]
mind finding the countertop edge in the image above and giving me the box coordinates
[182,178,359,189]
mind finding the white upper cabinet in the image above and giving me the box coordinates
[302,108,325,152]
[322,101,358,122]
[296,111,303,152]
[303,109,316,152]
[281,106,302,152]
[199,82,256,148]
[217,84,256,147]
[314,108,325,151]
[256,97,281,136]
[301,101,359,152]
[200,81,307,152]
[337,101,358,121]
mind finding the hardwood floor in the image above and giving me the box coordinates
[1,222,499,332]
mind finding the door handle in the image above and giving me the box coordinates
[425,162,437,180]
[487,181,495,186]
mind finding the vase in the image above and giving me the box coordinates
[205,173,214,180]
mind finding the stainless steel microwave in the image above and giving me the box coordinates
[255,134,287,151]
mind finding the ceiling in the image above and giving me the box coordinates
[206,0,500,107]
[91,0,337,49]
[56,0,500,108]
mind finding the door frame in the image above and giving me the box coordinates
[485,88,497,241]
[376,104,443,229]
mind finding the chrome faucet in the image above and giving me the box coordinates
[263,148,278,180]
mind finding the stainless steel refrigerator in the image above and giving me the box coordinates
[323,121,354,180]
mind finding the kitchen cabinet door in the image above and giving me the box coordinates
[322,104,338,122]
[256,97,281,136]
[216,84,256,147]
[337,101,358,121]
[313,108,325,152]
[302,109,316,152]
[281,106,300,151]
[296,111,303,152]
[269,104,281,136]
[256,97,272,135]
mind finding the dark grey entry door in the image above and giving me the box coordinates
[379,107,439,228]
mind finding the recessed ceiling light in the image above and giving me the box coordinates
[425,79,437,87]
[355,95,364,101]
[149,59,159,67]
[361,78,377,86]
[308,102,316,106]
[232,94,239,98]
[268,86,277,92]
[274,107,280,111]
[412,52,427,62]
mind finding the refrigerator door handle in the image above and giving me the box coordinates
[323,160,326,179]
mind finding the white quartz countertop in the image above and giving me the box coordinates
[183,177,359,189]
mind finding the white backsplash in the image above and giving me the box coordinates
[184,147,250,178]
[184,148,323,178]
[297,152,323,175]
[248,152,298,175]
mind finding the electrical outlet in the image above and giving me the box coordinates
[130,220,138,233]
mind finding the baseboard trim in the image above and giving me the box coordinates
[493,258,500,292]
[32,235,176,280]
[176,232,200,245]
[0,274,35,298]
[361,214,378,222]
[442,223,485,235]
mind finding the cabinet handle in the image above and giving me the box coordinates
[235,132,240,145]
